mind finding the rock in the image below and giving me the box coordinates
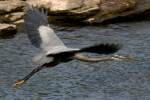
[86,0,137,23]
[0,0,150,36]
[27,0,84,11]
[0,0,25,15]
[27,0,101,20]
[87,0,150,23]
[0,12,24,23]
[13,19,24,26]
[27,0,150,23]
[0,0,25,35]
[0,23,17,37]
[116,0,150,17]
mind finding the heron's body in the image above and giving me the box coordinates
[13,7,132,88]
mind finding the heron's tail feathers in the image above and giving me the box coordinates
[79,43,122,54]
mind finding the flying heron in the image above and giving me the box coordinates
[13,7,132,87]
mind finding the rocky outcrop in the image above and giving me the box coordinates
[93,0,150,23]
[86,0,137,23]
[0,0,24,15]
[0,0,25,36]
[0,12,24,24]
[26,0,150,23]
[1,0,150,35]
[27,0,137,23]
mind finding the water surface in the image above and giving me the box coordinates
[0,20,150,100]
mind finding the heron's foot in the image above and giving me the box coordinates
[112,55,137,61]
[12,80,26,88]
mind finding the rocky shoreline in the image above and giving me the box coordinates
[0,0,150,35]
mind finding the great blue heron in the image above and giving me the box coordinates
[13,7,132,87]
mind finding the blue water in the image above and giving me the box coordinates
[0,20,150,100]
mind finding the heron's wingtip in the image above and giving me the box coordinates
[25,5,48,17]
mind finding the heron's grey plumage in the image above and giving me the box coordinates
[24,7,80,64]
[24,8,49,48]
[24,7,78,54]
[13,7,129,88]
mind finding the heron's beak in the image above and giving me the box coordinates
[12,80,26,88]
[110,55,137,61]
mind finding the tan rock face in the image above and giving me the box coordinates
[84,0,100,8]
[100,0,136,13]
[1,0,150,35]
[0,0,25,35]
[88,0,137,23]
[27,0,83,11]
[27,0,137,23]
[0,0,25,14]
[50,0,83,11]
[0,12,24,23]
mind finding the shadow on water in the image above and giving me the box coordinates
[0,19,150,100]
[0,31,17,39]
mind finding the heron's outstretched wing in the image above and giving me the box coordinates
[47,43,121,56]
[24,7,65,52]
[78,43,121,54]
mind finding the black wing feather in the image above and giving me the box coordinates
[78,43,122,54]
